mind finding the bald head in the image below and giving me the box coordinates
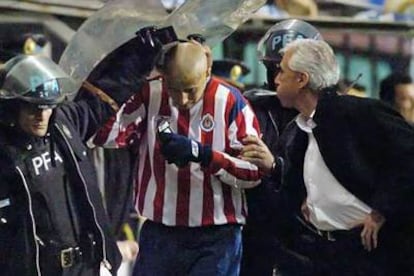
[165,42,209,86]
[163,42,210,109]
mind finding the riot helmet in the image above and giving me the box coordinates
[257,19,322,90]
[0,55,76,108]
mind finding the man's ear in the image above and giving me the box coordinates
[297,72,309,89]
[206,65,211,79]
[203,45,212,79]
[204,51,212,79]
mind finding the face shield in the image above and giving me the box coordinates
[0,55,77,107]
[257,19,323,65]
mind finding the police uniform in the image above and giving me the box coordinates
[241,19,323,276]
[0,55,121,275]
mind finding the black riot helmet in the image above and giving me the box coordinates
[0,55,76,109]
[257,19,322,90]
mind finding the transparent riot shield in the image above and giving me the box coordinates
[59,0,266,99]
[59,0,169,96]
[163,0,266,46]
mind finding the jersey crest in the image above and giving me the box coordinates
[200,113,215,132]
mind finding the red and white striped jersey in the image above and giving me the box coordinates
[94,76,262,227]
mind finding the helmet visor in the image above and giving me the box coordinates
[257,19,322,63]
[257,29,304,63]
[0,55,77,105]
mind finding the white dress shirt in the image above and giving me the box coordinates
[296,112,372,231]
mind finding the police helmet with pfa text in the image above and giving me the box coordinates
[0,55,77,109]
[257,19,322,90]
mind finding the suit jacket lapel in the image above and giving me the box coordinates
[312,93,359,190]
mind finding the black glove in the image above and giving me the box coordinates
[159,132,212,168]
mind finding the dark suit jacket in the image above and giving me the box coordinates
[278,91,414,232]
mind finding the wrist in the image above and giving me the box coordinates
[268,156,282,176]
[200,144,212,167]
[270,160,277,174]
[265,160,276,176]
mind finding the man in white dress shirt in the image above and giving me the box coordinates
[241,39,414,275]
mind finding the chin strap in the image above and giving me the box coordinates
[49,111,57,168]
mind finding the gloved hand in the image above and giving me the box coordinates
[159,132,212,167]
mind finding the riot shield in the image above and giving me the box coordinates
[163,0,266,46]
[59,0,266,100]
[59,0,169,100]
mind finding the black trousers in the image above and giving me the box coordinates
[241,224,314,276]
[61,262,100,276]
[40,257,100,276]
[289,225,411,276]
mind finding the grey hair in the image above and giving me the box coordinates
[280,39,340,92]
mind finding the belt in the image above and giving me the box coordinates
[60,246,83,268]
[315,229,337,242]
[296,216,359,242]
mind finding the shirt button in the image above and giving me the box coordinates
[82,151,87,156]
[26,144,32,151]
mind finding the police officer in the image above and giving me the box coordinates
[0,55,121,275]
[241,19,322,276]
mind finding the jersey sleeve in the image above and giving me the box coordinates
[93,85,148,148]
[207,91,262,189]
